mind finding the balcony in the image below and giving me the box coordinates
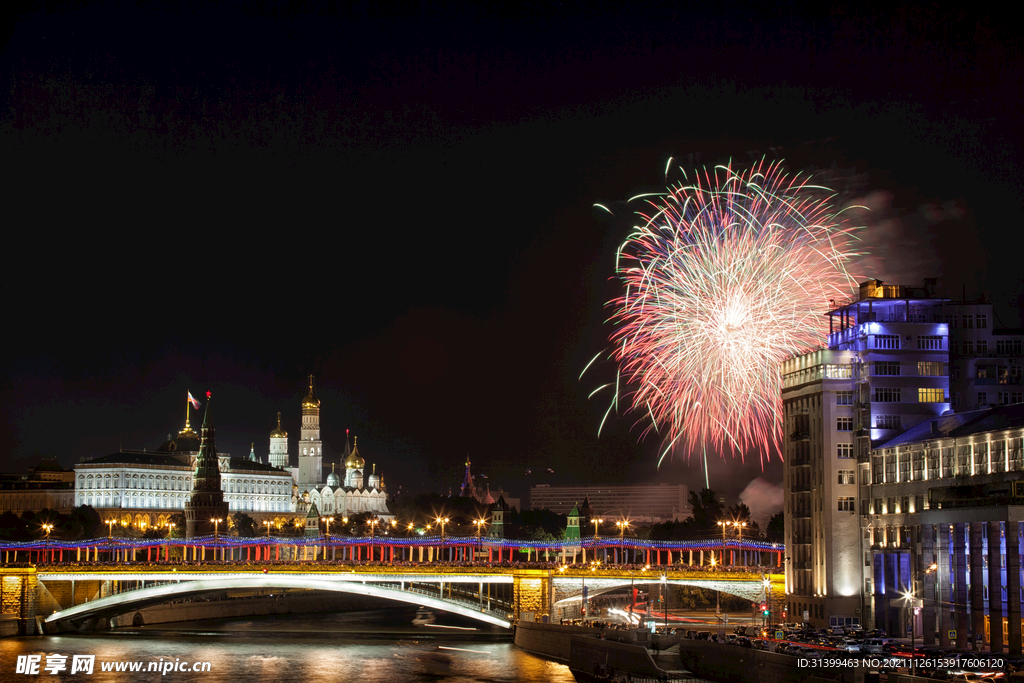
[790,431,810,443]
[792,508,812,519]
[791,483,811,493]
[790,456,811,467]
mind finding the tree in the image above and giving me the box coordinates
[683,488,725,534]
[231,512,257,537]
[766,511,784,542]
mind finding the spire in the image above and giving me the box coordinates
[459,455,476,499]
[185,391,229,538]
[249,442,258,462]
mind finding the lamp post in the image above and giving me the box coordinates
[106,519,116,540]
[905,563,937,668]
[474,518,486,562]
[323,516,334,538]
[166,523,176,538]
[661,573,669,631]
[264,521,273,538]
[592,517,603,538]
[211,517,223,541]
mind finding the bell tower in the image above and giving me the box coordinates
[298,376,322,486]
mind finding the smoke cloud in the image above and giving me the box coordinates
[738,477,783,528]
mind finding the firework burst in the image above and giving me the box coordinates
[594,159,863,467]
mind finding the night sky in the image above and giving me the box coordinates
[2,2,1021,524]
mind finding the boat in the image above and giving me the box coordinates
[412,607,436,626]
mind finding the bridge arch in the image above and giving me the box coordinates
[45,576,512,632]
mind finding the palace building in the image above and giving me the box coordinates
[72,378,392,532]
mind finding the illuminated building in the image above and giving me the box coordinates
[528,483,689,522]
[782,279,1024,631]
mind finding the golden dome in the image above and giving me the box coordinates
[344,437,365,469]
[301,376,320,409]
[270,411,288,438]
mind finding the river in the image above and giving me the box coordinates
[0,606,577,682]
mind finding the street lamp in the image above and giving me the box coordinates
[323,516,334,538]
[210,517,223,541]
[474,518,486,559]
[42,523,53,540]
[264,521,273,538]
[106,519,117,540]
[906,562,937,667]
[592,518,603,538]
[435,517,449,539]
[661,573,669,631]
[166,523,176,538]
[368,517,379,540]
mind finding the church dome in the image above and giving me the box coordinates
[301,376,320,409]
[270,411,287,438]
[344,438,365,469]
[326,463,341,487]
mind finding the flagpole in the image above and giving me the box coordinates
[186,391,191,431]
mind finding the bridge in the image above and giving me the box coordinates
[0,535,785,635]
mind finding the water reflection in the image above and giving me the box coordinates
[0,610,576,683]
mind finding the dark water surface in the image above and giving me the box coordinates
[0,607,576,682]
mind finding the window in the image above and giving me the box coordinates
[946,314,958,329]
[876,415,901,429]
[918,335,943,350]
[963,315,974,329]
[952,392,960,406]
[919,388,946,403]
[978,340,988,355]
[836,390,854,405]
[952,341,959,355]
[875,361,901,376]
[977,314,988,329]
[874,387,901,402]
[1000,392,1011,405]
[964,341,975,355]
[838,497,855,512]
[951,368,960,380]
[837,443,854,458]
[997,339,1023,355]
[838,470,855,485]
[825,364,853,379]
[979,392,988,407]
[837,417,853,431]
[874,334,900,350]
[918,361,945,376]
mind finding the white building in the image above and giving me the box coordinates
[73,378,393,531]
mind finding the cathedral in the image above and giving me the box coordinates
[287,377,393,522]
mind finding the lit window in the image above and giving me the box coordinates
[918,388,946,403]
[837,443,854,458]
[836,391,854,405]
[838,497,855,511]
[917,361,945,376]
[917,335,943,350]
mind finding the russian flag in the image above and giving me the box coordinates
[188,392,202,410]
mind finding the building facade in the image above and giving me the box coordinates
[782,279,1024,630]
[529,483,690,522]
[862,404,1024,654]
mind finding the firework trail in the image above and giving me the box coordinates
[592,159,863,468]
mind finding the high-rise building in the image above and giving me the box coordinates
[783,280,951,627]
[782,279,1024,629]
